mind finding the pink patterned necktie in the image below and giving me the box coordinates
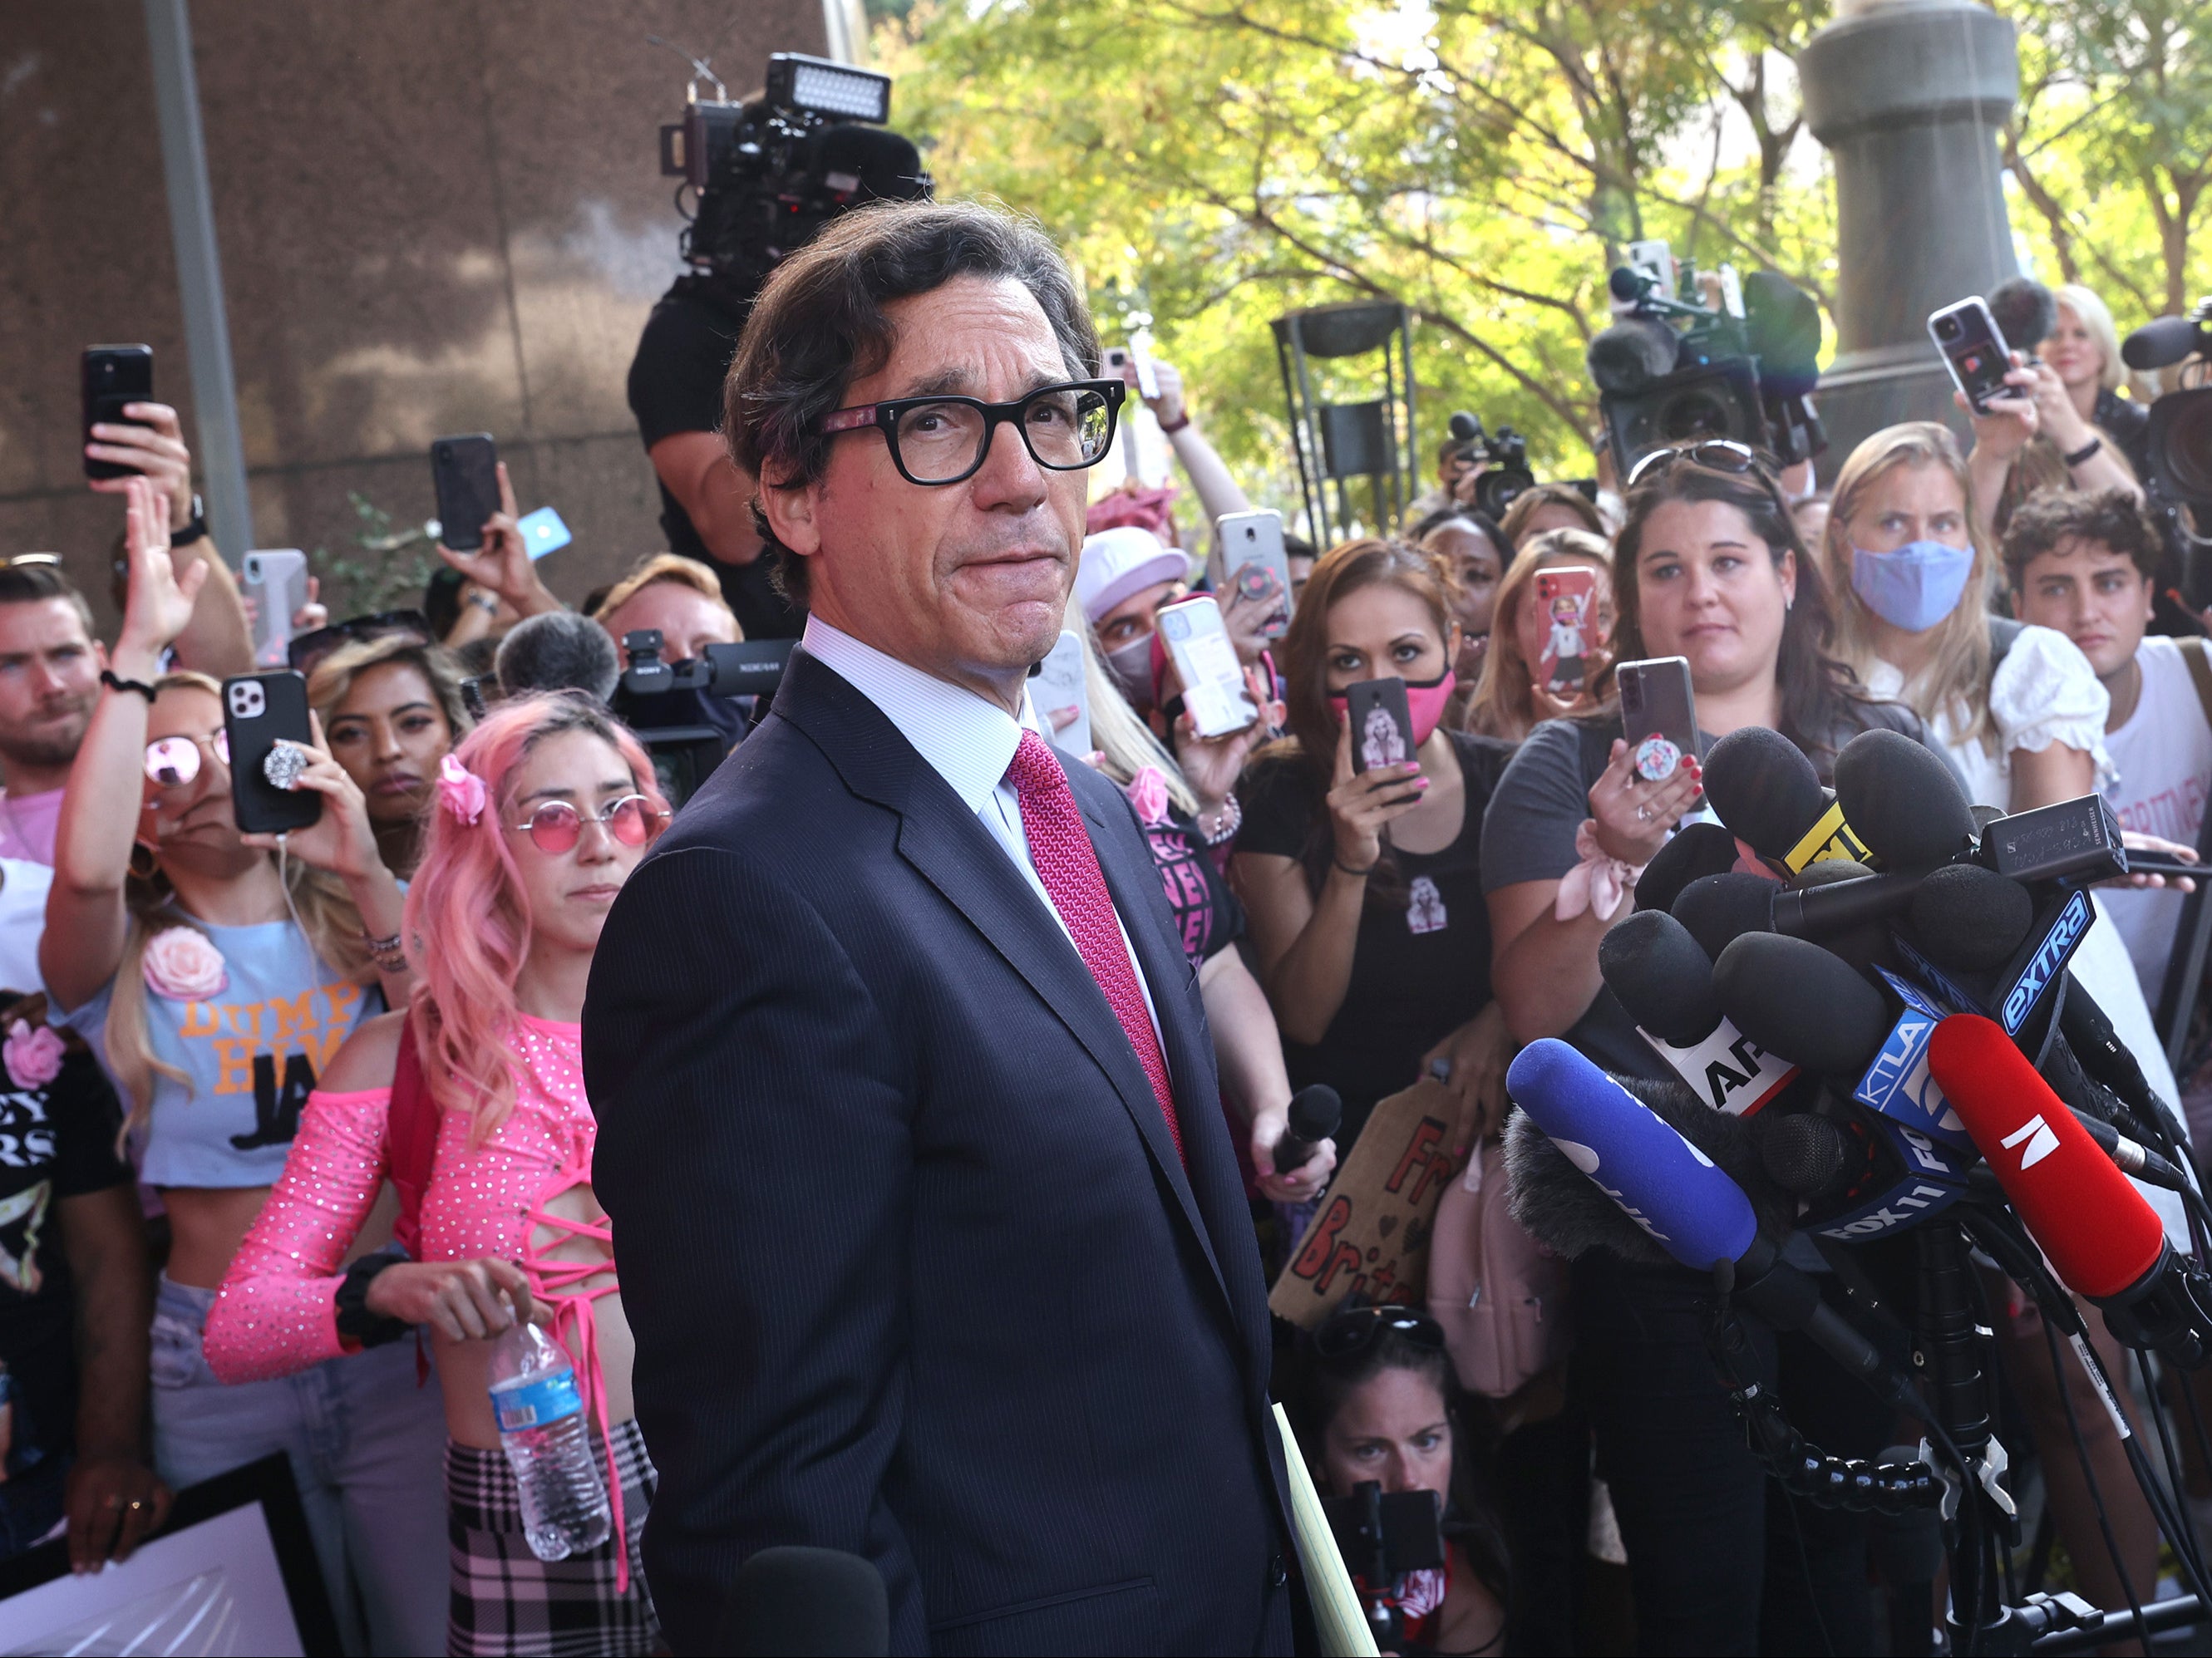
[1005,729,1184,1164]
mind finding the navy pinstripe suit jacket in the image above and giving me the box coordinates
[585,649,1296,1656]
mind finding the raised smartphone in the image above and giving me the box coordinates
[1157,595,1258,738]
[516,505,571,560]
[1219,509,1293,641]
[1344,676,1415,775]
[223,671,322,836]
[242,549,310,669]
[430,433,500,552]
[1533,566,1600,696]
[82,346,153,480]
[1928,298,2013,416]
[1030,628,1091,755]
[1616,655,1697,783]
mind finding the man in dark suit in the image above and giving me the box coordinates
[584,199,1300,1656]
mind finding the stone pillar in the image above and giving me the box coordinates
[1798,0,2020,472]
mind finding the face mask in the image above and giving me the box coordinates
[1329,669,1459,748]
[1850,540,1976,634]
[1104,633,1155,707]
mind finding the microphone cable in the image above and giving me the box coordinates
[2036,1312,2147,1644]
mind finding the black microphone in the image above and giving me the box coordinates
[1988,275,2057,353]
[2123,312,2211,372]
[1274,1085,1342,1173]
[1712,932,1893,1075]
[717,1547,890,1656]
[1585,318,1680,394]
[1831,729,1979,871]
[1904,863,2035,970]
[1599,909,1801,1114]
[1674,868,1929,957]
[1634,820,1741,915]
[1702,726,1875,873]
[2059,979,2194,1154]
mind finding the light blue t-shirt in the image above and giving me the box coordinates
[55,918,378,1188]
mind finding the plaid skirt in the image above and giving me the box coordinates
[445,1419,660,1657]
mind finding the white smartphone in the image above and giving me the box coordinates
[1157,595,1259,738]
[1128,332,1161,401]
[1928,297,2013,416]
[240,549,310,670]
[1217,509,1293,641]
[1031,629,1091,755]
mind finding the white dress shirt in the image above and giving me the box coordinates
[801,617,1167,1049]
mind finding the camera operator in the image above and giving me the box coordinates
[590,553,741,667]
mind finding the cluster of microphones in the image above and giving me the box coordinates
[1500,723,2212,1511]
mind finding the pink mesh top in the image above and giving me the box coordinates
[204,1016,633,1582]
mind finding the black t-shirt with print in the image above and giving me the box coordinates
[1237,730,1511,1151]
[1140,804,1245,969]
[0,996,132,1472]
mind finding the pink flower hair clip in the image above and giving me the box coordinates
[438,754,487,825]
[3,1019,65,1090]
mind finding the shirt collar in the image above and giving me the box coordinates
[802,615,1043,812]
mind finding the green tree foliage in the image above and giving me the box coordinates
[873,0,2195,521]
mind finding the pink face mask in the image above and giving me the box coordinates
[1328,669,1458,747]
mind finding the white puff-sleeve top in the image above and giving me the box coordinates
[1864,623,2111,810]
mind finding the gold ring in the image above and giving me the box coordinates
[128,1499,146,1512]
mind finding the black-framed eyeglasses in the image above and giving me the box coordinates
[1625,438,1764,490]
[287,609,433,672]
[817,379,1126,486]
[1313,1304,1447,1361]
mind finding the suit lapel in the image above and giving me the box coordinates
[779,653,1232,1315]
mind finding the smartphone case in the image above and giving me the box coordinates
[1345,677,1416,774]
[431,434,500,552]
[1616,657,1697,782]
[516,506,571,559]
[223,672,322,836]
[242,551,310,669]
[1159,598,1257,738]
[1030,630,1091,755]
[1928,300,2011,416]
[1219,510,1293,641]
[82,346,154,481]
[1533,568,1599,696]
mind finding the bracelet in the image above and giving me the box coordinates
[1156,409,1192,434]
[169,494,207,549]
[1200,792,1243,847]
[100,670,157,702]
[465,592,499,615]
[1333,852,1379,878]
[333,1253,411,1347]
[2063,435,2104,468]
[361,929,407,974]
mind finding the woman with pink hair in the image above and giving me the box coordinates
[204,692,670,1655]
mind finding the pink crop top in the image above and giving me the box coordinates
[205,1017,633,1582]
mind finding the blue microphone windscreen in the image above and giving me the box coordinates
[1505,1038,1757,1269]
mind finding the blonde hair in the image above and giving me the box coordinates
[1822,423,1999,754]
[2054,285,2126,395]
[111,671,376,1141]
[1463,529,1611,742]
[307,633,471,740]
[591,553,741,635]
[1076,624,1198,816]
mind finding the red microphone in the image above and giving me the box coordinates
[1927,1014,2165,1299]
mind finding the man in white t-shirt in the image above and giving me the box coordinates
[2008,487,2212,1005]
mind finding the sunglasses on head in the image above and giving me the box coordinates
[144,731,229,788]
[1625,438,1764,490]
[1313,1304,1447,1361]
[505,795,668,856]
[287,610,433,672]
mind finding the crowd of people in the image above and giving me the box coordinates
[0,194,2207,1658]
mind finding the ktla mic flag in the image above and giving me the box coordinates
[1272,1077,1460,1327]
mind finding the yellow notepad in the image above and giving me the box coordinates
[1272,1402,1380,1657]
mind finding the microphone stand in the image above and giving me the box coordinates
[1914,1223,2010,1651]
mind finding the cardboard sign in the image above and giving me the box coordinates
[1270,1078,1461,1328]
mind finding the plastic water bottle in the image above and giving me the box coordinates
[487,1321,611,1561]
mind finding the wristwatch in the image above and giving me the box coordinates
[169,493,208,549]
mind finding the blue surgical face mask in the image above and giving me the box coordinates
[1850,539,1976,633]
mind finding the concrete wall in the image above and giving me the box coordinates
[0,0,828,626]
